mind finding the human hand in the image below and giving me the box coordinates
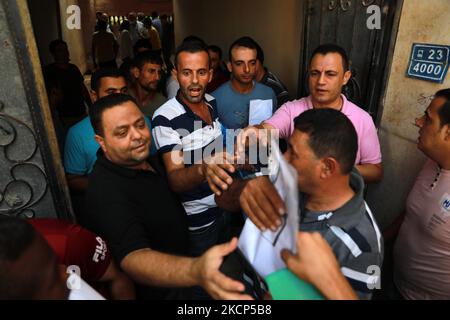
[239,176,286,232]
[193,238,253,300]
[236,125,269,162]
[201,152,236,196]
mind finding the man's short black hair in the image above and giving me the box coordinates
[255,42,264,64]
[89,93,139,137]
[49,39,67,54]
[151,11,158,19]
[175,39,210,70]
[294,108,357,174]
[132,38,152,57]
[90,68,125,92]
[133,50,163,71]
[97,19,107,31]
[182,35,207,46]
[435,89,450,127]
[0,215,37,299]
[207,45,222,59]
[228,36,259,62]
[309,43,350,71]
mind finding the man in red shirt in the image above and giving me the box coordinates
[29,218,135,300]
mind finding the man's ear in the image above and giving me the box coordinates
[343,70,352,86]
[171,68,177,80]
[320,157,337,178]
[227,61,232,73]
[207,68,213,84]
[90,90,98,103]
[95,134,107,153]
[131,66,140,79]
[443,124,450,141]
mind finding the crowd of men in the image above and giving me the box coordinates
[1,12,450,300]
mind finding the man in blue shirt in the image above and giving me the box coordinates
[213,36,277,129]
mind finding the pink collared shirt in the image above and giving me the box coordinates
[265,95,382,165]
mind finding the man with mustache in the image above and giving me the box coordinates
[384,89,450,299]
[152,40,232,259]
[82,94,250,300]
[236,43,383,184]
[129,51,166,118]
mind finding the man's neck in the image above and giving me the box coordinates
[105,154,153,171]
[305,179,355,212]
[55,61,69,69]
[133,85,155,105]
[311,95,343,111]
[231,78,254,94]
[434,150,450,170]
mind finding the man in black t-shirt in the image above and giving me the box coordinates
[43,40,92,129]
[83,93,251,300]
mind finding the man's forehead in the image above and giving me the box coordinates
[103,103,141,122]
[143,62,162,69]
[428,96,448,113]
[310,52,344,69]
[289,130,309,148]
[99,76,126,88]
[231,46,257,60]
[178,51,210,68]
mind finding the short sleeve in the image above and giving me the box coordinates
[64,127,88,175]
[358,116,382,165]
[65,224,111,282]
[264,102,294,140]
[151,114,183,154]
[88,202,152,265]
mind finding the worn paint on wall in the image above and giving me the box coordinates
[366,0,450,229]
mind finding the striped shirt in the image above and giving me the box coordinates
[299,170,384,299]
[261,69,290,108]
[151,94,224,231]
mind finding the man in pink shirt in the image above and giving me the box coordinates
[240,44,383,183]
[384,89,450,299]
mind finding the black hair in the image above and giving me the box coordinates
[438,101,450,127]
[207,45,223,59]
[434,89,450,127]
[175,39,210,70]
[0,215,37,299]
[182,35,206,46]
[132,50,163,71]
[143,16,153,28]
[435,88,450,101]
[294,108,357,174]
[97,19,107,31]
[309,43,350,71]
[228,36,258,62]
[89,93,139,136]
[151,11,158,19]
[49,39,67,54]
[132,38,152,57]
[90,68,125,92]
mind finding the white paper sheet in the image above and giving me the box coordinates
[238,138,299,277]
[248,99,273,125]
[68,275,105,300]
